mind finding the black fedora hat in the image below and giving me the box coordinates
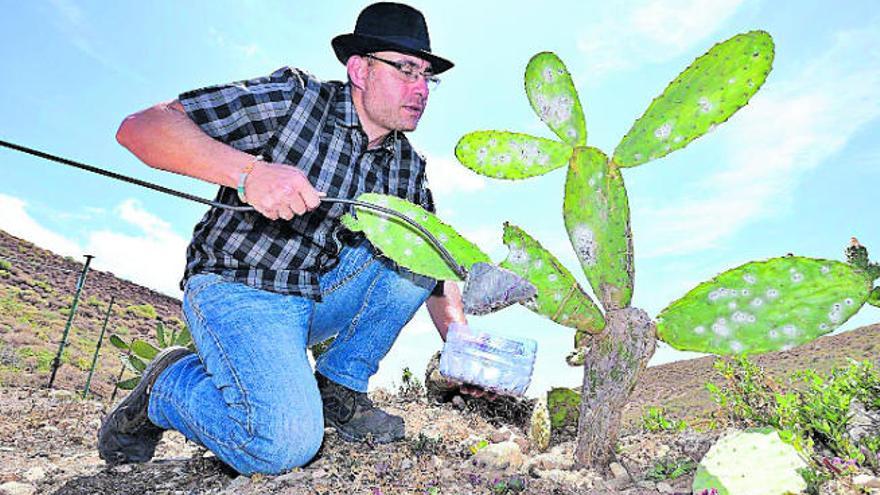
[332,2,454,74]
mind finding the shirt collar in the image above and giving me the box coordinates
[334,82,400,152]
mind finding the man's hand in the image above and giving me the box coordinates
[244,163,325,221]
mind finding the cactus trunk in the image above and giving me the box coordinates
[574,307,656,470]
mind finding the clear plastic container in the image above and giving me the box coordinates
[439,323,537,397]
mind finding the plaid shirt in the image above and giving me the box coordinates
[179,67,436,300]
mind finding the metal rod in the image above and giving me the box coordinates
[48,254,94,389]
[82,295,115,399]
[0,139,467,279]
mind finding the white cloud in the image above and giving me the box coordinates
[638,26,880,257]
[576,0,744,79]
[0,194,83,258]
[0,195,187,297]
[85,200,188,296]
[424,154,486,197]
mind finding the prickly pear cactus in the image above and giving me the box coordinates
[340,193,491,281]
[500,222,605,334]
[525,52,586,146]
[563,147,633,309]
[692,428,808,495]
[529,396,552,452]
[613,31,774,168]
[455,131,573,179]
[657,257,873,355]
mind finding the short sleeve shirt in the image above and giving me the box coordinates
[178,67,436,300]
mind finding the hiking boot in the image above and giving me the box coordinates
[316,372,405,443]
[98,346,192,465]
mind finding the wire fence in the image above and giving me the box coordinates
[0,247,161,400]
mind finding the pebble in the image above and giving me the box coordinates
[400,459,413,470]
[274,470,309,485]
[525,451,573,471]
[853,474,880,489]
[0,481,36,495]
[451,395,466,410]
[311,468,328,479]
[490,427,513,443]
[656,481,674,493]
[609,461,628,479]
[22,468,45,483]
[471,441,524,471]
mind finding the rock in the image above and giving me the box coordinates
[472,441,524,471]
[534,468,594,490]
[528,397,551,453]
[400,459,413,470]
[451,395,466,410]
[525,451,573,471]
[220,475,251,494]
[853,474,880,489]
[112,464,133,474]
[311,468,328,479]
[490,426,513,443]
[609,461,628,480]
[512,436,530,453]
[274,469,309,485]
[0,481,36,495]
[847,400,880,443]
[21,468,44,483]
[656,481,674,493]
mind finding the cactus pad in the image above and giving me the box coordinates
[525,52,587,146]
[500,222,605,334]
[869,287,880,308]
[692,428,808,495]
[547,387,581,431]
[340,193,491,281]
[657,257,871,355]
[613,31,774,168]
[564,147,633,310]
[455,131,573,179]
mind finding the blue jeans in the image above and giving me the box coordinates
[147,240,433,475]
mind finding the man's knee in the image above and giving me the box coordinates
[238,410,324,475]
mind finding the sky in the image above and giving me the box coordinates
[1,1,878,397]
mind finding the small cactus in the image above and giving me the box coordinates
[692,428,808,495]
[529,396,551,452]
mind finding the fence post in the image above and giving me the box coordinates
[82,295,115,399]
[48,254,94,389]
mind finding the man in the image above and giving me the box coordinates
[98,3,468,475]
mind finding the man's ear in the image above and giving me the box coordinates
[347,55,369,90]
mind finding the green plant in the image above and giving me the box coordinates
[646,456,697,481]
[468,438,489,455]
[125,303,158,319]
[398,366,424,398]
[798,466,832,495]
[708,356,880,473]
[0,259,11,271]
[641,406,688,433]
[408,432,441,455]
[109,321,194,389]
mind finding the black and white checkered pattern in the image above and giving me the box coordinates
[179,67,436,300]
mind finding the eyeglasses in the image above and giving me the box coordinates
[364,54,441,90]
